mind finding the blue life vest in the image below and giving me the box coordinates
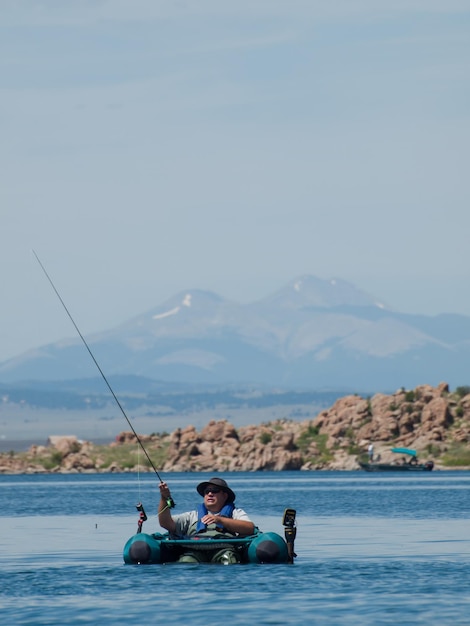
[196,502,235,533]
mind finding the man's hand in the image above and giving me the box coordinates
[159,481,171,500]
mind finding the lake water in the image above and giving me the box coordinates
[1,471,469,625]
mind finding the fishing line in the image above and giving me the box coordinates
[33,250,173,502]
[136,445,142,504]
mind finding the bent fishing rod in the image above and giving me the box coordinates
[33,250,174,508]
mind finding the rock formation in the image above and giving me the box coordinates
[1,382,469,473]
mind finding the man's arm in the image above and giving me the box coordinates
[158,482,176,534]
[215,516,255,536]
[201,511,255,536]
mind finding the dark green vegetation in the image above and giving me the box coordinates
[441,444,470,467]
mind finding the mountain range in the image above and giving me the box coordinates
[1,275,469,392]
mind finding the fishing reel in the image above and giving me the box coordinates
[136,502,148,533]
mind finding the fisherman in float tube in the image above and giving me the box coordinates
[158,477,255,563]
[34,253,294,565]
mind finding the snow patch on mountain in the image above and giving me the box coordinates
[152,294,192,320]
[152,306,180,321]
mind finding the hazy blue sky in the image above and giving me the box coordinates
[1,1,469,362]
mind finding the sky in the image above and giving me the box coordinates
[1,0,469,362]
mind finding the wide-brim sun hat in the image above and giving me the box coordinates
[197,477,236,503]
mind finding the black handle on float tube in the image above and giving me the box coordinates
[33,250,175,510]
[282,508,297,564]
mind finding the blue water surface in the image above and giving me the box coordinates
[1,471,469,625]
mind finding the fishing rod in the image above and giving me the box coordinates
[33,250,174,508]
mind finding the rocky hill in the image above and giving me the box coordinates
[1,382,469,473]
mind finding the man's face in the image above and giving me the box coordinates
[204,486,228,509]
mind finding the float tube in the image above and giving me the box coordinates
[123,507,297,565]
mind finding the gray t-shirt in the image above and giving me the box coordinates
[172,507,252,538]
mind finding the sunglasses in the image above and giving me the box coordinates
[204,487,222,495]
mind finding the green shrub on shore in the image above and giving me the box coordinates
[259,432,272,445]
[90,441,170,470]
[38,450,63,470]
[296,425,333,465]
[441,444,470,467]
[455,386,470,399]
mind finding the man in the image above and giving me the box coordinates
[158,477,255,563]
